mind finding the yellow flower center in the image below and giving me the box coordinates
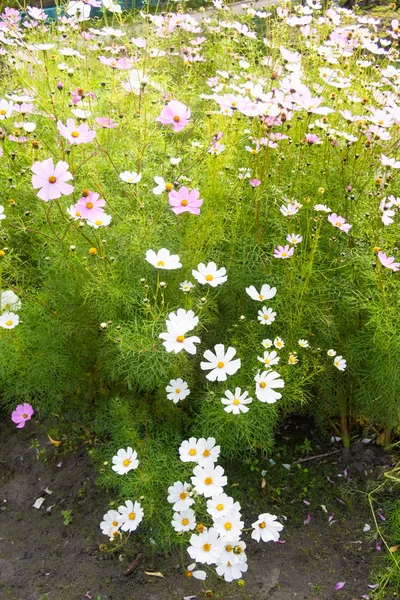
[258,294,263,299]
[173,115,181,122]
[5,320,12,326]
[71,131,79,138]
[128,512,136,520]
[264,315,269,320]
[226,545,233,552]
[186,570,193,578]
[217,361,224,368]
[176,335,185,343]
[175,388,181,394]
[0,110,6,115]
[179,492,187,500]
[157,260,165,267]
[202,543,211,552]
[22,413,28,418]
[259,381,267,389]
[181,518,189,526]
[224,522,232,531]
[95,220,102,226]
[123,459,131,467]
[165,183,173,191]
[233,399,240,405]
[216,503,224,511]
[281,252,287,257]
[259,521,266,529]
[188,448,197,456]
[181,199,188,206]
[48,176,57,183]
[204,477,213,485]
[264,359,270,364]
[197,523,205,532]
[336,221,342,227]
[203,449,210,457]
[378,120,384,125]
[205,274,214,281]
[86,201,93,209]
[112,520,118,526]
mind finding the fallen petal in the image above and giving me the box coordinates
[334,581,345,590]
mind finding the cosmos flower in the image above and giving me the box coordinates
[11,403,34,428]
[257,307,277,325]
[119,171,141,183]
[100,510,122,540]
[255,371,284,403]
[221,388,252,414]
[251,513,283,542]
[166,378,190,403]
[145,248,182,270]
[187,528,224,565]
[378,251,400,272]
[327,213,352,234]
[200,344,241,382]
[0,311,19,329]
[156,100,191,132]
[185,563,207,581]
[118,500,144,532]
[111,447,139,475]
[167,481,195,511]
[1,290,21,311]
[245,284,277,301]
[274,245,294,259]
[57,118,95,144]
[31,158,74,201]
[74,191,105,220]
[168,186,203,215]
[191,464,228,497]
[171,509,196,532]
[192,262,227,287]
[333,356,346,371]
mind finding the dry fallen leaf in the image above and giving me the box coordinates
[261,478,266,489]
[144,571,165,578]
[389,546,398,553]
[47,435,62,447]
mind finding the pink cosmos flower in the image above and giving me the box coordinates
[168,186,203,215]
[11,402,34,429]
[327,213,352,234]
[71,88,95,105]
[304,133,321,145]
[250,179,261,187]
[95,117,119,129]
[156,100,191,132]
[378,251,400,272]
[31,158,74,201]
[57,118,96,144]
[99,56,133,69]
[73,191,105,220]
[274,245,294,259]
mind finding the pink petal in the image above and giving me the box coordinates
[334,582,345,590]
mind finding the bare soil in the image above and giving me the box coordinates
[0,421,382,600]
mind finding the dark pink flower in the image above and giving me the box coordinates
[31,158,74,201]
[11,402,34,428]
[156,100,191,132]
[168,186,203,215]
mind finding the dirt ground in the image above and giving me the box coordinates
[0,421,384,600]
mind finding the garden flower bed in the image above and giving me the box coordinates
[0,0,399,597]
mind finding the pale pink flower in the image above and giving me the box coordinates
[98,56,133,69]
[95,116,119,129]
[156,100,191,132]
[11,402,34,429]
[378,251,400,272]
[57,118,95,144]
[274,245,294,259]
[327,213,352,234]
[168,186,203,215]
[31,158,74,201]
[73,191,105,220]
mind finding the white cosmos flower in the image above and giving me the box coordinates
[179,437,201,463]
[171,509,196,532]
[166,308,198,332]
[298,339,309,348]
[262,338,273,349]
[245,284,277,301]
[166,378,190,403]
[286,233,303,244]
[0,312,19,329]
[214,510,244,538]
[111,447,139,475]
[288,353,298,365]
[255,370,284,403]
[218,538,246,566]
[0,99,13,119]
[334,355,346,371]
[1,290,21,311]
[145,248,182,270]
[152,176,173,195]
[274,337,285,349]
[119,171,141,184]
[200,344,241,382]
[251,513,283,543]
[100,509,122,540]
[159,324,200,355]
[87,213,112,228]
[206,494,239,520]
[0,206,6,221]
[187,528,225,565]
[327,349,336,357]
[167,481,194,511]
[180,280,195,292]
[197,437,220,466]
[257,350,280,367]
[216,554,248,582]
[314,204,331,212]
[192,262,227,287]
[257,306,277,325]
[118,500,144,532]
[185,563,207,580]
[191,464,227,497]
[221,388,252,414]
